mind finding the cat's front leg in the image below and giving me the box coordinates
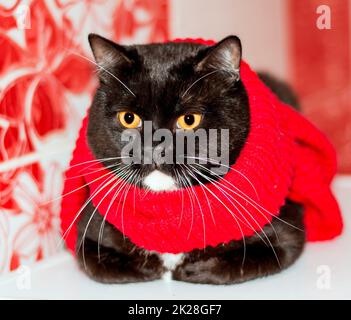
[76,203,165,284]
[76,238,165,284]
[173,200,305,285]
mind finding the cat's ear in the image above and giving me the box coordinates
[88,33,132,69]
[196,36,241,80]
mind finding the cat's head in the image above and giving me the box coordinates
[87,34,249,191]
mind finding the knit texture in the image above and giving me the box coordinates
[60,38,343,254]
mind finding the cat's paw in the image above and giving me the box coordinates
[77,239,165,283]
[172,247,282,285]
[172,255,240,285]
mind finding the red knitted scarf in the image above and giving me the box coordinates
[60,39,343,254]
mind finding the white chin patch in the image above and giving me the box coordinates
[143,170,177,192]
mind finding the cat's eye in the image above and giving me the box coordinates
[117,111,142,129]
[176,114,202,130]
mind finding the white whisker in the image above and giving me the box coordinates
[44,159,128,206]
[79,168,135,270]
[58,164,131,249]
[185,155,259,199]
[192,162,279,242]
[181,70,220,98]
[178,166,195,239]
[180,165,206,249]
[97,169,134,260]
[179,164,247,267]
[189,165,281,268]
[71,52,136,97]
[173,169,185,228]
[120,169,141,238]
[186,156,302,232]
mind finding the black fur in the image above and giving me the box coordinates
[78,200,304,284]
[76,34,305,284]
[87,35,249,185]
[258,72,300,110]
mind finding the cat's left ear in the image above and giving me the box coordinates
[196,36,241,80]
[88,33,133,69]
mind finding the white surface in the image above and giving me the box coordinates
[0,176,350,300]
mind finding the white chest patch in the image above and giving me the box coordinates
[143,170,177,192]
[160,253,184,282]
[160,253,184,271]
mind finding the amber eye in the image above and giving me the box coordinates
[117,111,142,128]
[176,114,202,130]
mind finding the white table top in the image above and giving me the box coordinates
[1,176,350,300]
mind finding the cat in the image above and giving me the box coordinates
[76,34,305,284]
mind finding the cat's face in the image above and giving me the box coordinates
[87,35,249,191]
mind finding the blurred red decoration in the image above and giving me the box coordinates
[113,0,169,42]
[0,0,169,273]
[288,0,351,173]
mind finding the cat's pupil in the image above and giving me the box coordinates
[124,113,134,124]
[184,114,195,126]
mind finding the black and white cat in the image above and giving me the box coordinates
[76,34,305,284]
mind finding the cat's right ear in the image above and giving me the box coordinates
[88,33,133,71]
[195,36,242,81]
